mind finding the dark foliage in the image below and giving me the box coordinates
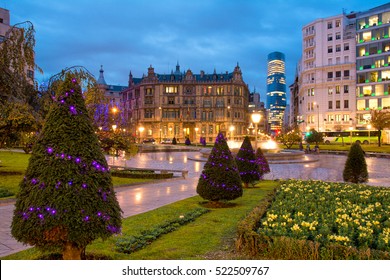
[196,132,243,201]
[343,142,368,183]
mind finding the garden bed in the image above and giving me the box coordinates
[237,180,390,259]
[110,169,173,179]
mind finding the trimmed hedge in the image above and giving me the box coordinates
[115,208,210,254]
[110,170,173,179]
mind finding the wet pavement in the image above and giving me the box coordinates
[1,151,389,258]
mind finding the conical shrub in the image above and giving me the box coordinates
[11,73,122,259]
[255,147,270,178]
[196,132,243,201]
[235,136,261,187]
[343,142,368,183]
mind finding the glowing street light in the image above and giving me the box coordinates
[139,126,145,143]
[251,112,261,150]
[195,127,199,146]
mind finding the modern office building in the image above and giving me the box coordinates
[266,51,287,133]
[120,63,249,143]
[355,3,390,128]
[298,13,357,132]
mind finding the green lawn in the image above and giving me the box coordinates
[0,151,151,199]
[1,181,279,260]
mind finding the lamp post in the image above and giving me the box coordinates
[159,107,162,143]
[139,126,144,143]
[195,127,199,146]
[314,102,319,131]
[251,112,261,150]
[367,124,372,144]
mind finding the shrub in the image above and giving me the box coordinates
[115,208,209,254]
[343,142,368,183]
[111,170,173,179]
[196,132,243,202]
[255,147,270,178]
[185,137,191,145]
[11,73,122,260]
[235,136,261,187]
[172,137,177,145]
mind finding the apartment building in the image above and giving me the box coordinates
[355,3,390,128]
[299,13,357,132]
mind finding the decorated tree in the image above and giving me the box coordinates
[196,132,243,202]
[343,142,368,184]
[235,136,261,187]
[255,147,271,179]
[11,72,122,260]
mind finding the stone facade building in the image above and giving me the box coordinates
[120,63,249,143]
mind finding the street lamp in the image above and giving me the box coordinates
[112,124,117,132]
[314,102,319,131]
[159,107,162,143]
[195,127,199,146]
[139,126,144,143]
[251,112,261,150]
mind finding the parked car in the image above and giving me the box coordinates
[142,138,155,144]
[160,138,173,144]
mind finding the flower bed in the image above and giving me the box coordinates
[237,180,390,259]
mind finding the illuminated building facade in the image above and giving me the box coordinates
[266,51,287,133]
[355,3,390,128]
[120,63,249,143]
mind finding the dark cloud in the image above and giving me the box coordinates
[3,0,389,101]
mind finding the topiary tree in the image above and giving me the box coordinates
[11,71,122,260]
[185,137,191,145]
[255,147,271,179]
[343,142,368,184]
[235,136,261,187]
[172,137,177,145]
[196,132,243,202]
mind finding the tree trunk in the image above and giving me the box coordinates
[378,130,382,147]
[62,242,83,260]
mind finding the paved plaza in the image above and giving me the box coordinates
[0,151,389,258]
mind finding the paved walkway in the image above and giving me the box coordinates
[1,151,389,258]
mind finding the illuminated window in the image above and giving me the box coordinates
[165,86,178,93]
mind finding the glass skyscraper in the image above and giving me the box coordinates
[266,51,287,133]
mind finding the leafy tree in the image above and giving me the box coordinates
[0,101,39,148]
[305,129,323,145]
[343,142,368,184]
[235,136,260,187]
[255,147,270,178]
[197,132,243,202]
[369,109,390,147]
[276,126,302,149]
[0,21,43,146]
[11,72,122,260]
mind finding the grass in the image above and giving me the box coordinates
[1,181,279,260]
[0,151,152,199]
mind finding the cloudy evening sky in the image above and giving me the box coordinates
[2,0,390,102]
